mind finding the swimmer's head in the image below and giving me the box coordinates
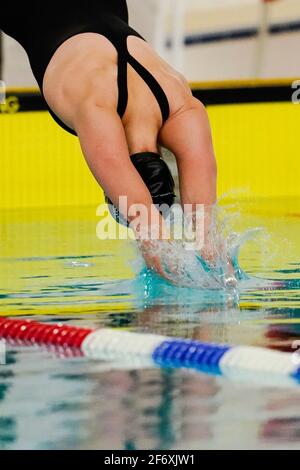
[105,152,176,226]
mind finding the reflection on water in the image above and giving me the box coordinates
[0,201,300,449]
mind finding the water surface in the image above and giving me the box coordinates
[0,201,299,449]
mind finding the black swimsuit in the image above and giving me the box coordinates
[0,1,170,135]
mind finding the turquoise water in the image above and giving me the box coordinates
[0,202,300,450]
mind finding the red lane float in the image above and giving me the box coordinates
[0,317,93,349]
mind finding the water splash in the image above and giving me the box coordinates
[133,267,240,309]
[132,204,263,293]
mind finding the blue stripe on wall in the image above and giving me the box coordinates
[167,20,300,47]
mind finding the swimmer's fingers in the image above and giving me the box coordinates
[146,255,169,280]
[139,240,181,284]
[139,241,169,279]
[223,257,238,288]
[199,244,238,288]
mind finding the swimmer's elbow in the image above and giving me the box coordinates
[189,96,207,114]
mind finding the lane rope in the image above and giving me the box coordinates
[0,317,299,387]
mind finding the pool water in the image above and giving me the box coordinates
[0,200,300,450]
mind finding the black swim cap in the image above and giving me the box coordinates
[105,152,176,226]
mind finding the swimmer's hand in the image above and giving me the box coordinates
[193,206,238,288]
[200,241,237,288]
[139,239,237,289]
[138,239,182,285]
[136,207,238,289]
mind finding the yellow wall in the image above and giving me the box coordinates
[210,101,300,199]
[1,110,103,209]
[1,89,299,210]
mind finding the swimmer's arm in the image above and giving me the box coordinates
[74,103,176,279]
[74,103,155,223]
[159,98,217,210]
[159,98,217,247]
[159,98,222,271]
[159,100,236,282]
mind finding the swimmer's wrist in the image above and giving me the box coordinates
[130,213,171,242]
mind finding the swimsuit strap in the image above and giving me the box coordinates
[117,38,170,124]
[117,43,129,118]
